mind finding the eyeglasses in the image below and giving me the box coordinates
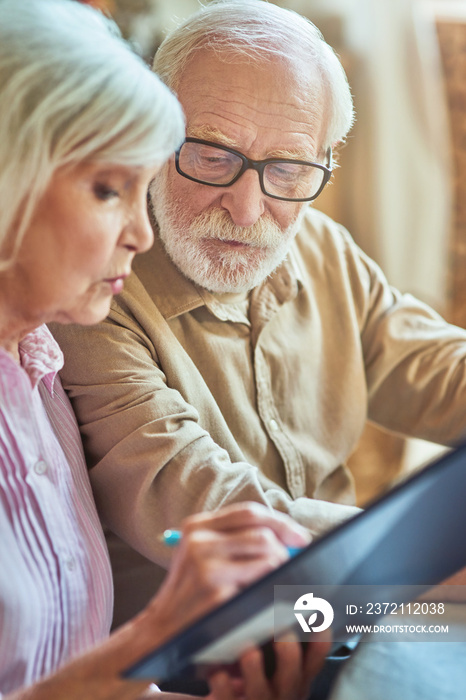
[175,137,333,203]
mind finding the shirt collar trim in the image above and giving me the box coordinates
[18,325,64,393]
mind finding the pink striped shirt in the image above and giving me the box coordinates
[0,325,113,695]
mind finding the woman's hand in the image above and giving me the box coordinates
[3,504,311,700]
[207,633,330,700]
[145,502,311,643]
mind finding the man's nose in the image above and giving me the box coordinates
[219,168,265,227]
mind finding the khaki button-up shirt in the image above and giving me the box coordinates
[51,208,466,567]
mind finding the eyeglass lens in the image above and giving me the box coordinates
[178,141,326,201]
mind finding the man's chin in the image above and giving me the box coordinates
[183,253,290,294]
[186,267,261,294]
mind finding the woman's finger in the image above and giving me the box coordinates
[270,636,303,699]
[237,647,272,700]
[182,502,311,548]
[299,633,332,700]
[180,525,290,562]
[208,670,244,700]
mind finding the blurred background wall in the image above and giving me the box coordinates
[87,0,466,504]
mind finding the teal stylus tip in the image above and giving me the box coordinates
[161,529,302,556]
[162,529,183,547]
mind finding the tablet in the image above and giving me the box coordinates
[124,442,466,683]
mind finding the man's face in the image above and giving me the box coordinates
[151,50,327,293]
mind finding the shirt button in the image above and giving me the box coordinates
[34,460,48,475]
[65,557,76,572]
[269,419,279,432]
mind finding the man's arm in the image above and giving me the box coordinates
[296,217,466,446]
[50,310,358,566]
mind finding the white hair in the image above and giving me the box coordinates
[154,0,354,151]
[0,0,185,270]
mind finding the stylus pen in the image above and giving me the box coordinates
[161,529,303,556]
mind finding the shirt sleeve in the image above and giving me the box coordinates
[342,230,466,443]
[50,312,358,566]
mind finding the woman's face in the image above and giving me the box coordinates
[8,160,156,328]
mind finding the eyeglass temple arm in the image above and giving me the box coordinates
[326,146,333,170]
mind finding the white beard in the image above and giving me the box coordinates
[150,177,306,294]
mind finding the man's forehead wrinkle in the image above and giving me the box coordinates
[219,90,311,113]
[193,107,254,132]
[189,97,317,133]
[185,72,311,111]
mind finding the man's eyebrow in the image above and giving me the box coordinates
[186,126,315,161]
[187,126,238,148]
[268,148,315,161]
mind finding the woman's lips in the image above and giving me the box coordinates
[108,279,124,294]
[104,274,128,295]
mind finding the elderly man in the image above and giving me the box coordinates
[52,0,466,611]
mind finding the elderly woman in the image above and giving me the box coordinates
[0,1,326,699]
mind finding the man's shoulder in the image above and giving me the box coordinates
[297,207,351,241]
[293,207,358,262]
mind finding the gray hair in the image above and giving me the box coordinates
[154,0,354,152]
[0,0,185,270]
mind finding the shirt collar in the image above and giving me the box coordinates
[130,232,204,321]
[197,286,251,325]
[268,247,302,304]
[285,238,305,291]
[19,324,64,393]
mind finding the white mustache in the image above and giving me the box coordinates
[189,208,284,249]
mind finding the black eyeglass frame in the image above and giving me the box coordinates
[175,137,333,203]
